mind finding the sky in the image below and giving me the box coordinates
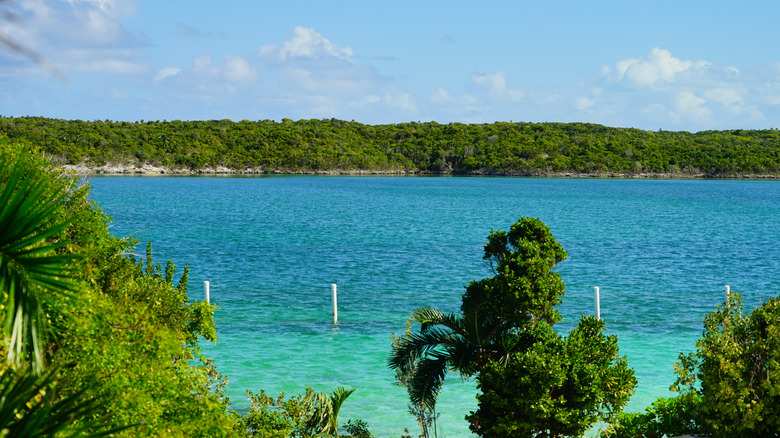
[1,0,780,132]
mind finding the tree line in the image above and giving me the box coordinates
[2,116,780,176]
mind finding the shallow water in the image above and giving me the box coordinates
[88,176,780,437]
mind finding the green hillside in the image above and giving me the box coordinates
[2,116,779,177]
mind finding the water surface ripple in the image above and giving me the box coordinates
[88,176,780,437]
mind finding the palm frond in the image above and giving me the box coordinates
[411,306,464,333]
[388,325,461,375]
[329,386,355,436]
[307,390,334,436]
[0,368,132,437]
[0,163,81,372]
[409,351,449,407]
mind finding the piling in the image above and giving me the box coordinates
[331,283,338,324]
[204,281,210,304]
[594,286,601,320]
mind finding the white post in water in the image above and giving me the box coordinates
[725,285,730,301]
[594,286,601,320]
[331,283,338,324]
[204,281,210,304]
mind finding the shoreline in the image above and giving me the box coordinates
[60,163,780,180]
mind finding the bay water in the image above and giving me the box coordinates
[87,176,779,437]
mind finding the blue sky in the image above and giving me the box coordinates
[1,0,779,131]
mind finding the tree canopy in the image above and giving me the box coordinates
[390,218,636,438]
[0,137,236,435]
[2,116,779,177]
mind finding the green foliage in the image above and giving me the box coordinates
[391,218,635,438]
[462,217,568,329]
[343,419,373,438]
[0,137,239,436]
[469,317,636,438]
[240,390,296,438]
[240,386,367,438]
[601,393,701,438]
[0,367,130,438]
[390,218,568,412]
[0,141,132,436]
[671,292,780,437]
[389,316,440,438]
[2,116,779,176]
[0,148,81,373]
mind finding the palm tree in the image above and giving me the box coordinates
[388,306,513,409]
[1,163,80,373]
[0,368,122,437]
[302,386,356,437]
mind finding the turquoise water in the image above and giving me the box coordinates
[88,176,780,437]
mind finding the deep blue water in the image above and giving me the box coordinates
[88,176,779,437]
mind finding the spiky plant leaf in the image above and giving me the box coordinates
[0,163,80,373]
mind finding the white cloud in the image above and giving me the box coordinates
[674,91,710,122]
[470,71,525,101]
[430,87,477,106]
[703,88,742,108]
[587,47,780,130]
[252,26,375,98]
[59,48,146,74]
[262,26,354,62]
[75,58,146,75]
[174,54,258,94]
[193,55,212,71]
[73,0,139,17]
[382,92,417,112]
[575,96,595,110]
[611,47,709,86]
[0,0,145,75]
[427,71,525,120]
[154,66,181,83]
[280,66,371,94]
[223,56,258,83]
[154,26,403,121]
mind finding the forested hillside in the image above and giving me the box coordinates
[2,116,779,177]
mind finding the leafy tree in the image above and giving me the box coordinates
[601,393,701,438]
[469,317,635,438]
[461,217,568,330]
[0,368,129,437]
[390,219,568,410]
[0,140,130,436]
[391,218,635,438]
[672,291,780,437]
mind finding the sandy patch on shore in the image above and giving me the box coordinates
[58,162,779,179]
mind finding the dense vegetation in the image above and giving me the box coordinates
[0,138,238,436]
[2,116,780,176]
[0,138,373,437]
[605,291,780,438]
